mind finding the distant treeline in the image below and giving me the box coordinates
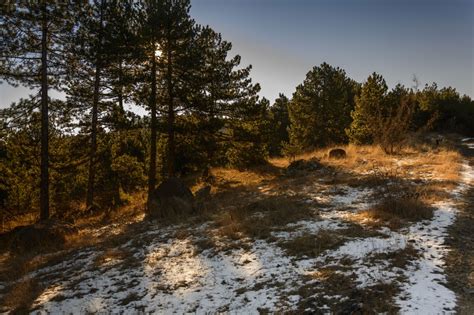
[0,1,472,220]
[272,65,474,157]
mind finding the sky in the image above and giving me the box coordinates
[1,0,473,108]
[190,0,473,102]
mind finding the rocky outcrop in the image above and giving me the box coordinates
[286,157,323,175]
[1,220,77,252]
[329,148,347,159]
[147,177,195,219]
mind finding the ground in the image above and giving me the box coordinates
[0,138,473,314]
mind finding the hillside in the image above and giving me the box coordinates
[1,139,473,313]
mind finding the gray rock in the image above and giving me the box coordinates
[286,157,323,175]
[328,148,347,159]
[195,185,211,200]
[148,177,195,219]
[1,220,77,252]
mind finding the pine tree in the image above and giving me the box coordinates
[132,0,166,207]
[347,72,388,144]
[0,97,78,216]
[226,93,270,168]
[1,2,74,220]
[288,63,357,150]
[268,93,290,156]
[66,1,137,209]
[377,84,416,153]
[156,0,196,178]
[191,26,245,176]
[132,0,198,213]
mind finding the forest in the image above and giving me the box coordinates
[0,0,473,313]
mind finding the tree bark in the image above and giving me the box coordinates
[117,61,124,112]
[86,63,101,209]
[166,39,175,177]
[86,1,104,209]
[147,53,158,207]
[39,2,49,221]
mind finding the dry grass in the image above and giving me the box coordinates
[369,244,420,270]
[402,147,462,181]
[297,267,400,313]
[271,144,392,173]
[278,230,343,258]
[1,135,462,235]
[0,277,41,313]
[270,141,461,183]
[445,184,474,314]
[94,248,129,268]
[351,196,433,229]
[0,137,464,313]
[0,211,37,234]
[202,164,280,191]
[213,196,317,241]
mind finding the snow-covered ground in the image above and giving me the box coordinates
[1,150,472,314]
[462,138,474,149]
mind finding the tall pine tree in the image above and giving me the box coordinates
[347,72,388,144]
[1,2,74,220]
[288,63,357,150]
[268,93,290,156]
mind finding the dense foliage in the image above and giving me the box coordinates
[288,63,358,149]
[0,1,268,219]
[0,1,472,221]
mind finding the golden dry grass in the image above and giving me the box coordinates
[271,143,461,181]
[0,211,37,234]
[3,137,460,236]
[93,248,129,268]
[271,144,392,172]
[298,266,400,313]
[192,163,281,193]
[212,196,317,240]
[278,230,343,258]
[0,277,41,313]
[0,137,465,313]
[348,196,433,230]
[369,244,420,269]
[189,140,463,242]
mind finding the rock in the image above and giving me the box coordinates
[148,177,195,219]
[328,148,347,159]
[0,220,77,252]
[195,185,211,200]
[286,157,323,175]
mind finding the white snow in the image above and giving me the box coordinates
[31,236,316,313]
[2,150,472,314]
[395,162,473,313]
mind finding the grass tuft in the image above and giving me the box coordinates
[213,196,317,240]
[279,231,343,258]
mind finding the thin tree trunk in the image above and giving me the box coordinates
[39,3,49,221]
[118,61,124,112]
[147,54,158,207]
[203,97,216,180]
[166,39,175,177]
[86,63,101,209]
[86,2,104,209]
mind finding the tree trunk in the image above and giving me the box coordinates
[86,63,101,209]
[117,60,124,115]
[166,40,175,177]
[39,3,49,221]
[86,1,104,209]
[147,54,158,207]
[204,78,217,181]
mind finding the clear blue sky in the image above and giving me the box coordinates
[1,0,472,108]
[190,0,473,103]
